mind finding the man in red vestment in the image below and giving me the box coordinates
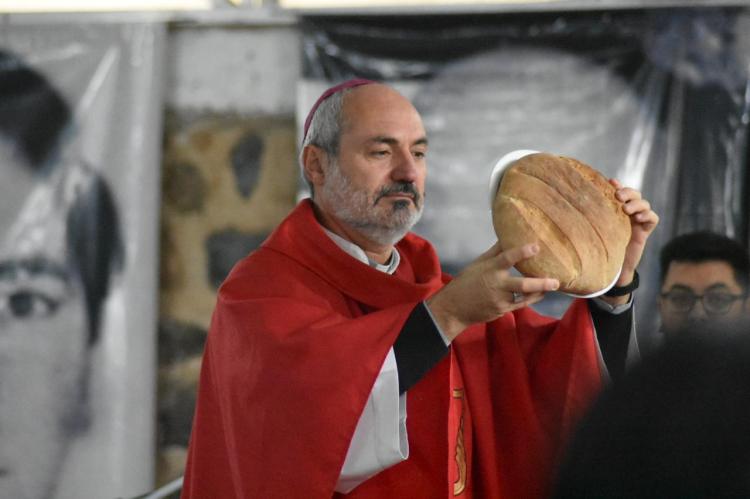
[181,80,659,499]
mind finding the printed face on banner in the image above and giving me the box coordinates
[0,138,90,499]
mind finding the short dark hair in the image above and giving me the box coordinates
[0,49,123,345]
[554,320,750,499]
[0,49,70,169]
[659,231,750,293]
[66,170,124,344]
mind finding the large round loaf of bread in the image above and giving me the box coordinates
[491,152,631,295]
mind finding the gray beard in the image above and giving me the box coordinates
[319,159,423,246]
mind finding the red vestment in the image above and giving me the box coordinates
[182,199,602,499]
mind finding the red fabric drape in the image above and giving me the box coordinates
[182,200,601,499]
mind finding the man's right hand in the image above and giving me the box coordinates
[425,242,559,342]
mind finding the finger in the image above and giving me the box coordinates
[507,290,547,310]
[494,243,539,270]
[477,241,504,262]
[505,275,560,293]
[623,198,651,217]
[521,291,547,306]
[609,178,622,189]
[615,187,642,203]
[635,209,660,229]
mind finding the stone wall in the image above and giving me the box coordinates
[157,24,301,486]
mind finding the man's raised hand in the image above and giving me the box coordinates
[426,242,559,341]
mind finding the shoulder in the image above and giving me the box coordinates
[217,246,343,307]
[397,232,442,271]
[398,231,435,253]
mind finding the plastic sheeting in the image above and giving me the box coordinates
[299,8,750,342]
[0,22,164,498]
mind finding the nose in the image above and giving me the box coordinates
[391,148,419,183]
[688,299,708,319]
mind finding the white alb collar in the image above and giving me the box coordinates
[323,228,400,275]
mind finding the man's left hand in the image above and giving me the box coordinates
[601,179,660,305]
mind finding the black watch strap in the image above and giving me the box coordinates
[604,270,639,297]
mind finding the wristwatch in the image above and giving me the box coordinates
[604,270,639,297]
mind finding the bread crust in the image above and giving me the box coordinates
[492,152,631,295]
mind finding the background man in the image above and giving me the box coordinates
[0,50,123,499]
[658,231,749,339]
[182,80,659,498]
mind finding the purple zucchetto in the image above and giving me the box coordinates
[302,78,375,143]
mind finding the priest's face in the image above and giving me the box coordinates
[318,84,427,246]
[659,260,748,337]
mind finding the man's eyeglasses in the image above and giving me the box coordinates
[660,289,745,316]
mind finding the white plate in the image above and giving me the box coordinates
[568,268,622,299]
[487,149,622,299]
[488,149,539,209]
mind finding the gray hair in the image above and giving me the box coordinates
[299,89,350,196]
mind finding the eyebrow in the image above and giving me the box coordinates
[0,258,70,282]
[369,135,429,147]
[666,283,733,293]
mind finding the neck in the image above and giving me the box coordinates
[312,201,394,264]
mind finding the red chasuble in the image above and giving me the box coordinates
[181,199,602,499]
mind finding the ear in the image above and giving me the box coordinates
[302,145,329,190]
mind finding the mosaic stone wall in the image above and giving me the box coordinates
[157,113,298,484]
